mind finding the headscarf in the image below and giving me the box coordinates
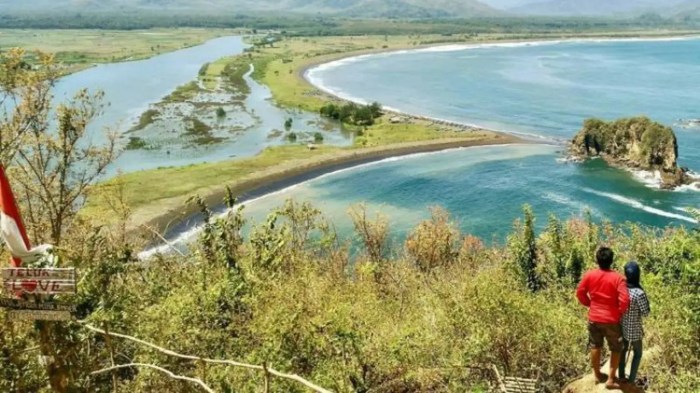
[624,261,642,289]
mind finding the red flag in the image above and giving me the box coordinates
[0,166,53,267]
[0,166,32,267]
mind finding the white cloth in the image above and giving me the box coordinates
[0,211,53,262]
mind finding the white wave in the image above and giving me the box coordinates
[630,169,663,189]
[581,187,698,224]
[305,35,700,142]
[673,182,700,193]
[139,144,546,259]
[138,182,303,259]
[543,192,600,217]
[307,69,562,144]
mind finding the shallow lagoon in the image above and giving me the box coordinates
[54,36,351,176]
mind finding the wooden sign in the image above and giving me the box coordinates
[3,279,76,294]
[0,298,76,312]
[1,268,76,295]
[2,268,75,280]
[8,310,72,321]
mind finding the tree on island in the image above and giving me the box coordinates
[216,107,226,118]
[284,117,293,131]
[570,116,690,189]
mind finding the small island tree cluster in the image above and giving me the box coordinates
[319,101,382,126]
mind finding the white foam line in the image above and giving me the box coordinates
[137,182,304,259]
[581,187,698,224]
[306,35,699,143]
[138,143,548,259]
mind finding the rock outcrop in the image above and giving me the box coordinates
[569,117,689,189]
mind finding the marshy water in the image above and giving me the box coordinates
[54,36,351,176]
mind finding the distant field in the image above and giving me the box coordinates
[0,28,239,71]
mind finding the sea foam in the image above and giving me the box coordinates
[581,188,697,224]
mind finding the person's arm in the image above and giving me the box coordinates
[639,291,651,317]
[576,274,591,307]
[618,277,630,315]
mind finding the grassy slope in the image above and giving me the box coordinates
[0,28,236,72]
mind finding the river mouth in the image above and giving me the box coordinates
[55,35,353,177]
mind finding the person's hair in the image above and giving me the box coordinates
[624,261,642,289]
[596,247,614,269]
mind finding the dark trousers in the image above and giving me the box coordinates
[619,339,643,382]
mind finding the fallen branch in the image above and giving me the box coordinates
[80,322,332,393]
[91,363,215,393]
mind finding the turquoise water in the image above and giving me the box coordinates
[241,38,700,240]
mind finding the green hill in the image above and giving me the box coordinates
[0,0,501,17]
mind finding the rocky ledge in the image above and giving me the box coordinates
[569,117,691,189]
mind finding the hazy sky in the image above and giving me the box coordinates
[479,0,543,9]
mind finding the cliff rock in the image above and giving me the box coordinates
[569,117,689,189]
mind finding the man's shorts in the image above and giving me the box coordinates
[588,322,623,352]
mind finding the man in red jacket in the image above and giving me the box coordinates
[576,247,630,390]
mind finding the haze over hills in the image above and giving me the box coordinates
[510,0,691,16]
[0,0,500,17]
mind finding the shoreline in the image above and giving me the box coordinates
[298,33,700,141]
[143,135,525,240]
[134,31,700,243]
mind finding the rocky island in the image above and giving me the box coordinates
[570,117,691,189]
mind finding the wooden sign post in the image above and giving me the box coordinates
[0,268,77,321]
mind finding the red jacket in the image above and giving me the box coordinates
[576,268,630,324]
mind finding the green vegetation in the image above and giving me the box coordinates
[1,13,700,32]
[200,55,252,94]
[314,132,324,143]
[284,117,293,131]
[184,117,223,145]
[571,116,687,187]
[162,81,202,103]
[286,131,298,142]
[3,27,700,393]
[216,107,226,118]
[0,28,235,72]
[128,108,160,132]
[125,136,148,150]
[5,197,699,392]
[320,102,383,126]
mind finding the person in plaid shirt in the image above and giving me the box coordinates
[619,261,651,385]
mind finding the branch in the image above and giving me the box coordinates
[140,225,186,257]
[91,363,215,393]
[80,323,333,393]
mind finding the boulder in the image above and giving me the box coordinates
[569,117,689,189]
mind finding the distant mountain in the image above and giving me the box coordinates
[0,0,500,18]
[669,0,700,16]
[510,0,688,16]
[478,0,542,10]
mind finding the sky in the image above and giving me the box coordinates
[479,0,543,9]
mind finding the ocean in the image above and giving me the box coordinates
[147,37,700,255]
[253,38,700,238]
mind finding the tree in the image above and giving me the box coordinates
[216,107,226,118]
[284,117,293,131]
[0,48,117,392]
[508,205,540,292]
[10,88,116,245]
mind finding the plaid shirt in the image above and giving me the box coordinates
[621,287,650,342]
